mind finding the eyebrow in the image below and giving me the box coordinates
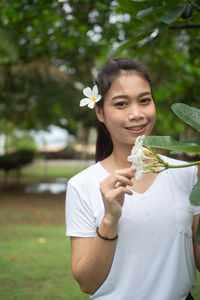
[111,91,151,101]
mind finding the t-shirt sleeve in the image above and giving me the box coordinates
[190,166,200,216]
[65,179,97,237]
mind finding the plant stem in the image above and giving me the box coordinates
[166,160,200,169]
[144,159,200,174]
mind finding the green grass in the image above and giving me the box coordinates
[192,273,200,299]
[22,165,86,179]
[0,225,89,300]
[0,164,87,183]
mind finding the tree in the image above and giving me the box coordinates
[0,0,199,141]
[0,0,118,136]
[110,0,200,137]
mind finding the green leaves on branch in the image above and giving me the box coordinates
[144,135,200,153]
[172,103,200,132]
[160,5,185,24]
[0,26,19,62]
[144,103,200,156]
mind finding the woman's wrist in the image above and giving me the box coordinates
[103,214,119,227]
[97,216,119,240]
[96,227,118,241]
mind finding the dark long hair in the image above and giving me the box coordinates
[95,57,153,162]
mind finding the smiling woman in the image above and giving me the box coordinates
[65,57,200,300]
[95,71,156,158]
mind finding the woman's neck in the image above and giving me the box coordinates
[101,143,133,171]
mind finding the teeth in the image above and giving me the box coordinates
[128,126,145,131]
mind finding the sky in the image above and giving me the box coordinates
[31,125,68,151]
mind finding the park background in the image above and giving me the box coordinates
[0,0,200,299]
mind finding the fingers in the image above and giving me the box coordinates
[102,168,135,189]
[100,168,135,200]
[100,168,135,222]
[112,185,133,196]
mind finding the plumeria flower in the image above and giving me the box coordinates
[127,135,151,180]
[80,85,102,109]
[129,135,148,161]
[128,135,200,180]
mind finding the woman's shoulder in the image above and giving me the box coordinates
[68,161,105,187]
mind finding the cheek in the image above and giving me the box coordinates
[105,111,123,127]
[148,105,156,121]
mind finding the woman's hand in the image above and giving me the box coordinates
[100,168,135,223]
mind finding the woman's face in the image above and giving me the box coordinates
[96,72,156,147]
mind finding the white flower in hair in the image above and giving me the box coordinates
[80,85,102,109]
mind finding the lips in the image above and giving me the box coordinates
[126,124,146,131]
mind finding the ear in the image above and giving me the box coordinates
[95,104,104,123]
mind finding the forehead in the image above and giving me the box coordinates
[106,72,151,99]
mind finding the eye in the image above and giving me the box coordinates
[114,101,127,107]
[140,98,152,104]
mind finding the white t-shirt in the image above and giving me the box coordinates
[65,155,200,300]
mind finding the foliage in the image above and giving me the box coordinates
[0,149,36,184]
[0,119,37,154]
[0,0,118,135]
[113,0,200,136]
[0,0,200,140]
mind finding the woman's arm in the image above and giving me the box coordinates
[193,214,200,271]
[70,168,134,295]
[71,218,118,295]
[193,165,200,271]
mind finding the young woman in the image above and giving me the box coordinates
[66,58,200,300]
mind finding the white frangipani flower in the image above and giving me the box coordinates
[127,135,151,180]
[128,135,200,180]
[80,85,102,109]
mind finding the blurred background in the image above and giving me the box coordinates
[0,0,200,299]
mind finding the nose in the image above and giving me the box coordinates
[128,105,144,121]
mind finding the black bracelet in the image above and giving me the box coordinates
[96,227,118,241]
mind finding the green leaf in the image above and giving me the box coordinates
[181,3,193,19]
[170,138,200,155]
[160,5,185,24]
[108,31,152,57]
[158,22,170,34]
[171,103,200,133]
[0,27,19,61]
[137,7,156,19]
[144,136,200,153]
[191,2,200,12]
[117,0,147,14]
[136,4,164,19]
[190,180,200,206]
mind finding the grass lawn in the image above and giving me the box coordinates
[0,162,87,183]
[0,192,89,300]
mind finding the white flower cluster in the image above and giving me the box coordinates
[127,135,151,180]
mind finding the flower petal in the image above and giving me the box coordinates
[80,98,91,107]
[88,101,95,109]
[95,95,102,102]
[135,169,143,180]
[83,87,92,98]
[92,85,98,96]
